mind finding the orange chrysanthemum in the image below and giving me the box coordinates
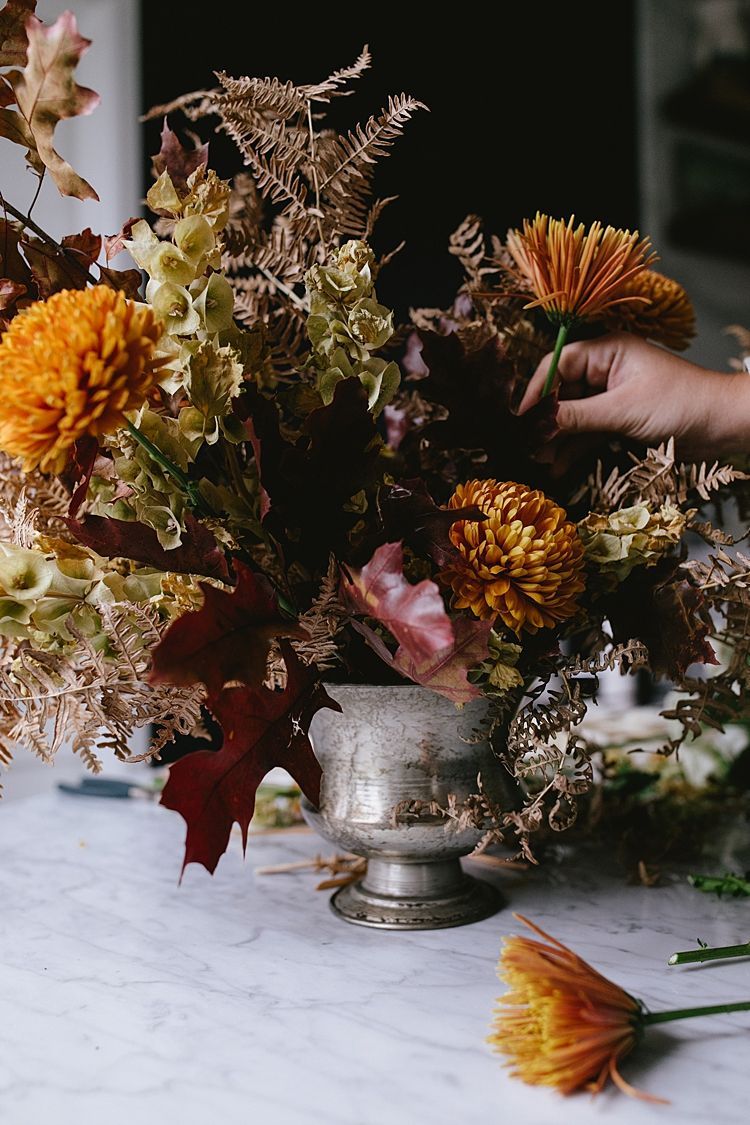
[0,286,163,474]
[506,213,656,325]
[441,479,585,634]
[604,269,696,351]
[489,914,664,1102]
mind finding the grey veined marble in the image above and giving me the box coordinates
[1,790,749,1125]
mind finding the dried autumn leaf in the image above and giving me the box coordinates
[66,512,231,584]
[152,119,208,194]
[378,477,486,567]
[160,643,340,875]
[407,330,559,486]
[0,276,25,310]
[0,0,35,67]
[5,11,99,200]
[150,560,307,696]
[342,540,453,662]
[392,616,493,704]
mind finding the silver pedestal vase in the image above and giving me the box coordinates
[301,683,510,930]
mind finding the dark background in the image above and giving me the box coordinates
[140,2,638,318]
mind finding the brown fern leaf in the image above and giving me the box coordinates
[303,45,372,102]
[318,94,426,195]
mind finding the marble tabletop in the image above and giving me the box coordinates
[1,788,749,1125]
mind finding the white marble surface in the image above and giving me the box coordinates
[1,791,749,1125]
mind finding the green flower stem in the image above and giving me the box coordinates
[125,420,212,518]
[643,1000,750,1026]
[541,321,570,397]
[668,942,750,967]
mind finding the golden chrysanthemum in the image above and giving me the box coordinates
[489,914,663,1102]
[506,213,656,324]
[603,269,696,351]
[441,479,585,634]
[0,286,162,474]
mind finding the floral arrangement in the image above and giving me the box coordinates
[1,5,750,877]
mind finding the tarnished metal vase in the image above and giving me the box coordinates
[301,684,509,930]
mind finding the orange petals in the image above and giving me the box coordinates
[489,913,663,1101]
[440,480,585,634]
[506,213,656,324]
[0,286,162,473]
[604,269,696,351]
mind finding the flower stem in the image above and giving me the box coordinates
[542,321,569,397]
[643,1000,750,1025]
[126,420,212,517]
[669,942,750,966]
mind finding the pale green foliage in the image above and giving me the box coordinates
[468,631,523,701]
[578,501,687,582]
[305,239,400,414]
[0,537,181,653]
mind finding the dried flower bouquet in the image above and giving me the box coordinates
[0,5,749,877]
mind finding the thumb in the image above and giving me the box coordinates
[556,391,622,435]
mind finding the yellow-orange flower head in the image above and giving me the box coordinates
[506,213,656,325]
[0,286,162,474]
[441,479,585,634]
[489,914,664,1102]
[604,269,696,351]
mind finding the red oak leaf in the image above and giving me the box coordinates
[342,540,453,662]
[150,560,307,696]
[392,616,493,705]
[160,643,340,875]
[66,512,231,583]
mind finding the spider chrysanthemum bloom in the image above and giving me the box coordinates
[603,269,696,351]
[441,479,585,634]
[0,287,163,474]
[489,914,663,1102]
[506,213,656,325]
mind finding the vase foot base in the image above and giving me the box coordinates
[329,871,504,930]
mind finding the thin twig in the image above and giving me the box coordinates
[0,193,101,288]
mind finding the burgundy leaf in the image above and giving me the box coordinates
[244,379,383,567]
[607,559,718,680]
[60,434,98,518]
[152,119,208,194]
[341,540,453,663]
[392,616,492,705]
[378,477,486,567]
[150,560,307,696]
[160,643,340,875]
[410,329,560,485]
[66,512,231,583]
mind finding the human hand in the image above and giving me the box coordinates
[519,333,750,462]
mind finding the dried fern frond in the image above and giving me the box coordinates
[575,439,750,511]
[303,45,372,102]
[0,453,70,539]
[0,607,205,782]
